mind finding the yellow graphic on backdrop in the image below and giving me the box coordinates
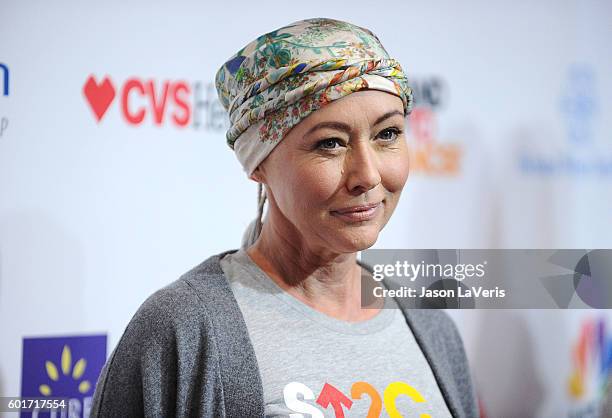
[39,345,91,396]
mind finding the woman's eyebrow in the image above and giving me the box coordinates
[373,109,404,125]
[305,109,404,136]
[305,121,352,136]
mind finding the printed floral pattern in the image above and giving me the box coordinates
[214,17,413,173]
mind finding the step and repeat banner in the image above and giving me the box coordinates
[1,1,611,417]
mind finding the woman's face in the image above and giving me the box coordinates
[254,90,410,254]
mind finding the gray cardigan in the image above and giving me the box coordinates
[91,249,479,417]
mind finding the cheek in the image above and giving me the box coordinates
[296,163,341,207]
[381,149,410,193]
[276,162,341,213]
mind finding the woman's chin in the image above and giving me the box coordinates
[332,229,380,252]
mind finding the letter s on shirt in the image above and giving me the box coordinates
[284,382,324,418]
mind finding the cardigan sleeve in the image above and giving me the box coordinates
[409,309,480,418]
[90,280,226,418]
[441,312,479,418]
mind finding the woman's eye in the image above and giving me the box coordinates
[377,127,402,142]
[317,138,342,150]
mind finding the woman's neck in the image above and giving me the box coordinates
[246,218,381,322]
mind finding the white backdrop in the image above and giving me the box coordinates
[1,1,611,417]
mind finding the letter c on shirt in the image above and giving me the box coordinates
[384,381,431,418]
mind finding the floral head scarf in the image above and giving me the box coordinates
[215,17,413,175]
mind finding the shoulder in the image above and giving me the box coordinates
[405,309,468,373]
[117,248,240,347]
[409,309,463,344]
[91,249,239,416]
[126,248,240,336]
[122,278,206,346]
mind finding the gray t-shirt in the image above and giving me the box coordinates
[220,248,453,418]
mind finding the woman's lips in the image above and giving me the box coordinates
[331,202,382,222]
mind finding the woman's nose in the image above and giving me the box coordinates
[344,142,382,195]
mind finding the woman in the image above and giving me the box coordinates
[91,17,478,417]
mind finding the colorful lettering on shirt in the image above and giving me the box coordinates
[283,381,432,418]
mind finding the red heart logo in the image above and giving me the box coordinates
[83,75,116,122]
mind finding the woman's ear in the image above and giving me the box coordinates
[249,169,261,183]
[249,166,264,183]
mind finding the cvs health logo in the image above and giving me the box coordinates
[82,74,227,130]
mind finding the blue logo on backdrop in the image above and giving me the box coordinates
[0,62,8,96]
[519,63,612,177]
[559,64,597,144]
[20,335,107,418]
[0,62,8,138]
